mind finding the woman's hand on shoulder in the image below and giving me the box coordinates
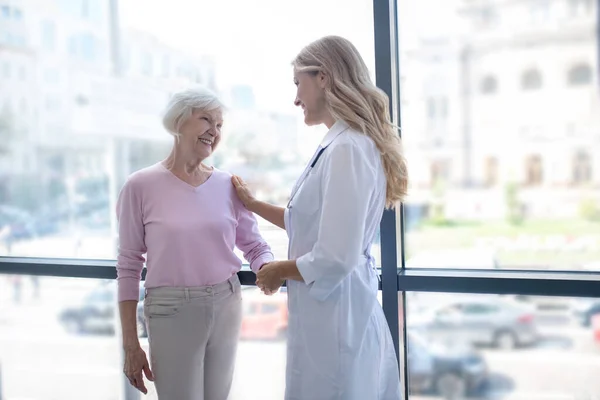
[232,175,257,210]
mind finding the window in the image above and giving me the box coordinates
[525,154,544,186]
[521,69,543,90]
[67,36,78,55]
[141,52,153,76]
[161,55,170,77]
[0,2,375,394]
[44,68,60,83]
[439,97,448,119]
[479,5,499,27]
[529,0,550,23]
[2,61,10,78]
[568,0,594,16]
[45,95,61,112]
[427,97,436,120]
[406,292,600,399]
[567,63,592,86]
[80,34,96,61]
[426,96,448,122]
[572,150,592,184]
[480,75,498,94]
[41,21,56,51]
[68,33,97,61]
[81,0,91,18]
[401,0,599,271]
[484,156,498,186]
[12,7,22,20]
[430,159,451,185]
[19,98,27,113]
[0,5,22,20]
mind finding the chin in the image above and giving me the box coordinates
[303,116,320,126]
[197,150,212,160]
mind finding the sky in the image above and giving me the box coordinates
[116,0,459,150]
[119,0,377,112]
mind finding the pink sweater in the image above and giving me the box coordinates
[115,163,274,301]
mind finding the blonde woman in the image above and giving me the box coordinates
[232,36,407,399]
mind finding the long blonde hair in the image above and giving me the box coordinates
[293,36,408,208]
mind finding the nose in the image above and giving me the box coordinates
[294,98,301,107]
[207,124,218,136]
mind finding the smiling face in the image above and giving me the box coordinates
[176,108,223,161]
[293,70,332,127]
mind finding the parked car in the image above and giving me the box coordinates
[571,298,600,327]
[58,282,147,337]
[240,287,288,340]
[408,296,538,350]
[408,331,488,399]
[0,205,37,241]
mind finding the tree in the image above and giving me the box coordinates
[505,181,524,225]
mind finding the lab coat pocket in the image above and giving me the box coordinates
[291,172,320,216]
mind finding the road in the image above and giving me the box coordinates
[2,331,600,400]
[2,318,600,400]
[2,279,600,400]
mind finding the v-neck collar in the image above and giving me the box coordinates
[158,162,215,192]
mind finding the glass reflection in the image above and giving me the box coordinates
[406,292,600,400]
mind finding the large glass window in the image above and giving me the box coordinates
[0,0,374,262]
[0,275,290,400]
[398,0,600,271]
[406,292,600,400]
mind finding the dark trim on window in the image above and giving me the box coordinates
[373,0,402,373]
[0,258,385,289]
[398,268,600,298]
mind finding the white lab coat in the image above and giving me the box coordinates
[283,120,402,400]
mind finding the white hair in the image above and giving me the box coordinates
[162,86,224,137]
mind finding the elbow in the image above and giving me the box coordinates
[116,256,144,280]
[298,254,355,301]
[324,257,354,281]
[244,240,273,259]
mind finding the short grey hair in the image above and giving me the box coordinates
[162,86,224,137]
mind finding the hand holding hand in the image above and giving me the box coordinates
[256,262,285,295]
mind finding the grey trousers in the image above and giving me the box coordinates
[143,274,242,400]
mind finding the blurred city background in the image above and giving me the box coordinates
[0,0,599,399]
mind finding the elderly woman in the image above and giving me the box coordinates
[116,86,273,400]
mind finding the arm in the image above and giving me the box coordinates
[235,197,275,272]
[255,259,302,294]
[115,179,146,346]
[277,259,304,281]
[295,143,374,301]
[248,201,285,230]
[119,301,141,349]
[231,175,285,230]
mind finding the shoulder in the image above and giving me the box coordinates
[207,168,238,196]
[208,168,235,189]
[210,167,233,180]
[209,168,246,212]
[325,129,379,171]
[122,163,165,192]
